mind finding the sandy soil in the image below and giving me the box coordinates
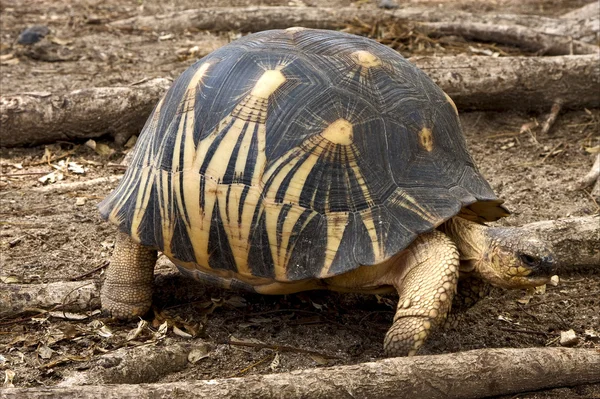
[0,0,598,397]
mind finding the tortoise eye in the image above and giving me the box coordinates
[519,254,539,267]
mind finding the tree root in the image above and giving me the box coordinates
[3,348,599,398]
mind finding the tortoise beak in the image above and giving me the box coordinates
[529,254,557,278]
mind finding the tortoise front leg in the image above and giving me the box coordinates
[101,231,157,319]
[384,231,460,356]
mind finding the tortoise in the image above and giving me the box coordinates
[99,28,556,356]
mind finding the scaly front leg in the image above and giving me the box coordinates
[384,230,460,356]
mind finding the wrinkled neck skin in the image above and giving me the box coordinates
[442,217,486,271]
[442,217,555,289]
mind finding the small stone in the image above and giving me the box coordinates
[75,197,86,206]
[559,329,579,347]
[378,0,399,9]
[18,25,50,45]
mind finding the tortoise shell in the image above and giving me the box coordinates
[99,28,506,282]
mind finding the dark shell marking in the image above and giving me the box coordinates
[99,29,503,282]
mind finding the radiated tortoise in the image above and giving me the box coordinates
[99,28,556,356]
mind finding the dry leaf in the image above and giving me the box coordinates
[585,146,600,154]
[308,353,330,365]
[173,325,193,339]
[0,275,21,284]
[127,319,148,341]
[188,344,210,364]
[67,162,85,174]
[224,296,247,308]
[3,370,15,388]
[38,345,54,360]
[124,135,138,148]
[48,311,90,320]
[269,352,280,371]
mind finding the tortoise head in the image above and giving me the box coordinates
[475,227,556,289]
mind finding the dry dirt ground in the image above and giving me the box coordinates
[0,0,599,397]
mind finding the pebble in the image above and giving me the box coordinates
[378,0,399,9]
[17,25,50,45]
[559,329,579,347]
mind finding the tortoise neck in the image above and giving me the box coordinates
[442,217,487,262]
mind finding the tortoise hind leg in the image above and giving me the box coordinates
[384,231,460,356]
[101,231,157,319]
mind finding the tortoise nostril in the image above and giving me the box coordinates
[519,254,538,267]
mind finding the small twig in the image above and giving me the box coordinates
[30,148,78,166]
[228,353,276,378]
[69,260,110,281]
[540,142,564,164]
[219,339,341,359]
[576,153,600,189]
[0,307,56,326]
[0,171,50,177]
[541,101,563,135]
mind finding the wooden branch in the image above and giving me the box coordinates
[3,348,599,398]
[414,54,600,111]
[0,280,99,319]
[0,78,171,147]
[420,21,598,55]
[562,2,600,20]
[2,54,598,147]
[58,343,191,386]
[576,153,600,192]
[521,216,600,270]
[107,6,599,42]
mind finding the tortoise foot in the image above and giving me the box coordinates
[100,231,157,320]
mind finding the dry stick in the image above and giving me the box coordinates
[0,280,99,319]
[107,6,599,42]
[540,101,563,135]
[2,54,599,148]
[576,153,600,190]
[562,1,600,20]
[3,348,600,399]
[69,261,110,281]
[0,78,171,148]
[419,22,598,55]
[413,54,600,111]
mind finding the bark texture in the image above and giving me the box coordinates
[0,78,171,147]
[420,21,598,55]
[415,54,600,111]
[521,216,600,270]
[107,6,599,42]
[58,342,192,386]
[2,348,599,399]
[2,55,598,147]
[0,280,99,318]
